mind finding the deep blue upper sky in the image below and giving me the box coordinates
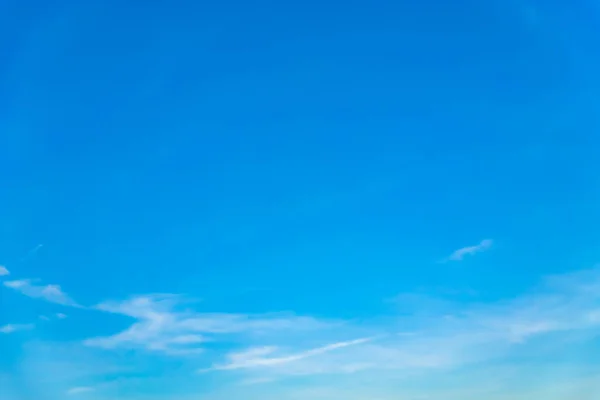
[1,0,600,399]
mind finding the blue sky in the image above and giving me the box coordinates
[1,0,600,398]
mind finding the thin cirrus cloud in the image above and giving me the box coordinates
[3,279,79,307]
[7,265,600,399]
[39,313,68,321]
[203,337,374,372]
[0,323,34,334]
[69,266,600,392]
[83,294,334,356]
[67,386,94,395]
[446,239,493,261]
[194,267,600,382]
[0,265,9,276]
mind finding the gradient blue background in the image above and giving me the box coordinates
[1,0,600,399]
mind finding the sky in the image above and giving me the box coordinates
[1,0,600,399]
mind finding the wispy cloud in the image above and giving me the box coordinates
[39,313,68,321]
[196,267,600,382]
[69,267,600,394]
[446,239,493,261]
[0,265,9,276]
[0,323,34,334]
[204,337,373,372]
[84,295,332,356]
[19,243,43,262]
[67,386,94,395]
[3,279,79,307]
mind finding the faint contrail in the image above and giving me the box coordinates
[19,244,43,262]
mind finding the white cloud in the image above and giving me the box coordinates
[3,279,79,307]
[0,265,9,276]
[74,267,600,393]
[0,323,34,334]
[84,294,332,356]
[447,239,493,261]
[39,313,68,321]
[67,386,94,395]
[197,267,600,382]
[205,337,373,372]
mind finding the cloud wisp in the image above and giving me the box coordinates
[197,267,600,382]
[446,239,493,261]
[83,294,334,356]
[70,266,600,391]
[19,243,43,263]
[67,386,94,395]
[0,265,9,276]
[0,323,34,334]
[203,337,374,372]
[39,313,69,321]
[3,279,79,307]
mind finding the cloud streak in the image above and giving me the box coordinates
[446,239,493,261]
[84,294,334,356]
[3,279,79,307]
[0,323,34,334]
[197,267,600,382]
[204,337,374,372]
[70,267,600,393]
[67,386,94,395]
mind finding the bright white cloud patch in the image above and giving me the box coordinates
[0,265,9,276]
[3,279,79,307]
[447,239,493,261]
